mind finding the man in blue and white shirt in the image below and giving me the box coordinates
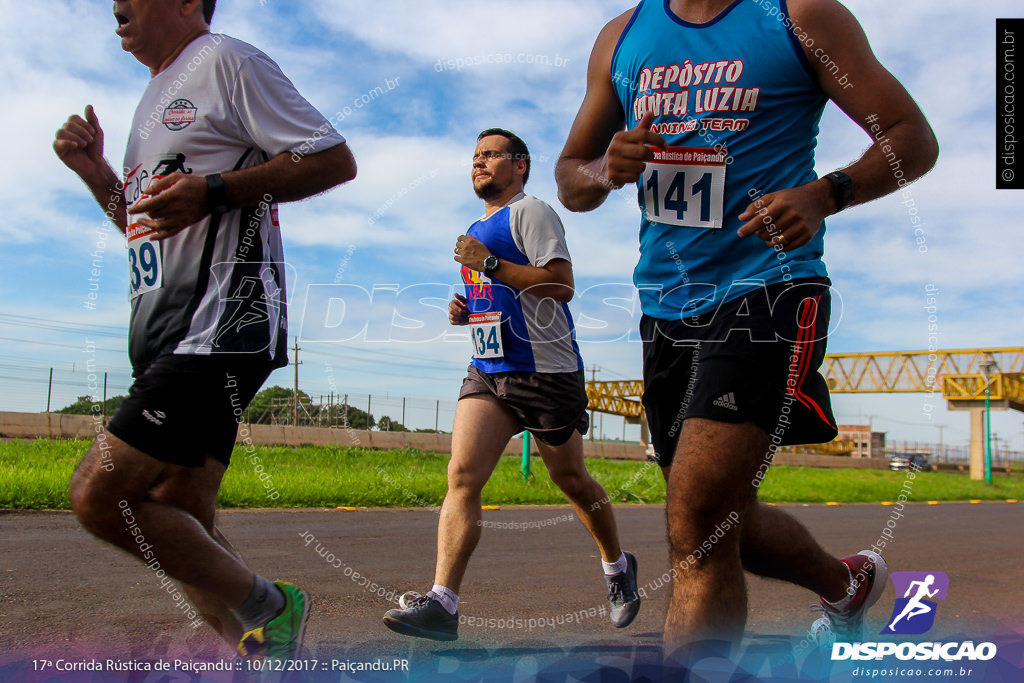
[383,129,640,641]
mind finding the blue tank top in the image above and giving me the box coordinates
[611,0,829,320]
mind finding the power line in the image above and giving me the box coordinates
[0,337,126,353]
[0,313,127,332]
[594,366,633,380]
[0,314,127,338]
[301,344,467,370]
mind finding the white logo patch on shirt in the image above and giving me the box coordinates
[163,99,198,131]
[713,393,738,411]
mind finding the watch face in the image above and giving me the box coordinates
[484,256,498,274]
[828,171,854,209]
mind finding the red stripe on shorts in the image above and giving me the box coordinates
[787,295,833,426]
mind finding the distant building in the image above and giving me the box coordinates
[836,425,887,458]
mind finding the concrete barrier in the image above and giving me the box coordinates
[0,411,892,468]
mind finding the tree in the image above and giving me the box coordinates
[244,385,376,429]
[377,415,408,432]
[338,405,375,430]
[245,385,314,424]
[56,394,126,416]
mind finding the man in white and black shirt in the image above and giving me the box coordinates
[53,0,355,661]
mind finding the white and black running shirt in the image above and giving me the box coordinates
[123,33,344,372]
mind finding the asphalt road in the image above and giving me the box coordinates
[1,503,1022,679]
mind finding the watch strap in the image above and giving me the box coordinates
[824,170,855,212]
[205,173,230,215]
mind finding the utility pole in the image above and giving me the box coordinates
[587,365,600,441]
[292,337,302,427]
[862,413,878,458]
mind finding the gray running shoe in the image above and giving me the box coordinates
[383,591,458,641]
[606,552,641,628]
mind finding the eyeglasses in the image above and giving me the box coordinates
[472,151,511,163]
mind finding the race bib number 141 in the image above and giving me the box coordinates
[642,146,727,229]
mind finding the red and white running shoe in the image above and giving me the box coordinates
[810,549,888,646]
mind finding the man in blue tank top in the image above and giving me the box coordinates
[556,0,938,660]
[383,129,640,641]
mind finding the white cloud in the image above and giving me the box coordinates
[1,1,1021,445]
[307,0,622,67]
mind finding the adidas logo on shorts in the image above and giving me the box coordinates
[713,393,739,411]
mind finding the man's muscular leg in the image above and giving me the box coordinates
[537,432,621,563]
[433,395,520,593]
[740,502,850,603]
[148,459,249,645]
[69,433,256,618]
[664,418,762,654]
[664,418,852,657]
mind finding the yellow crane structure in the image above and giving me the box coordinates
[585,347,1024,479]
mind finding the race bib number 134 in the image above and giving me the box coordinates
[126,223,163,300]
[469,312,503,359]
[642,146,727,229]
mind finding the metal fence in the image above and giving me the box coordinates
[254,395,458,433]
[885,441,1024,466]
[7,363,1024,458]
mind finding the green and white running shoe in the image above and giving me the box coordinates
[237,581,310,661]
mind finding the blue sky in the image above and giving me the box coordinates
[1,0,1022,450]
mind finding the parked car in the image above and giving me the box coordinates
[889,454,930,471]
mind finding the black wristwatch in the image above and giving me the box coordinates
[483,255,500,277]
[824,170,855,212]
[205,173,231,216]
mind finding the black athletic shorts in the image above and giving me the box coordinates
[641,278,838,467]
[459,365,590,447]
[107,354,275,467]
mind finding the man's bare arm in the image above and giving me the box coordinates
[555,9,668,213]
[130,142,357,239]
[454,233,575,302]
[53,105,128,232]
[737,0,938,249]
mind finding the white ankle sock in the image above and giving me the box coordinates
[431,584,459,615]
[603,551,628,576]
[231,575,285,632]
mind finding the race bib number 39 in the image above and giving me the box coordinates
[642,146,727,229]
[126,223,163,300]
[469,312,504,359]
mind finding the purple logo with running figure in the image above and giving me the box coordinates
[881,571,949,635]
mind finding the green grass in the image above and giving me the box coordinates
[0,438,85,509]
[756,466,1023,503]
[1,438,1022,510]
